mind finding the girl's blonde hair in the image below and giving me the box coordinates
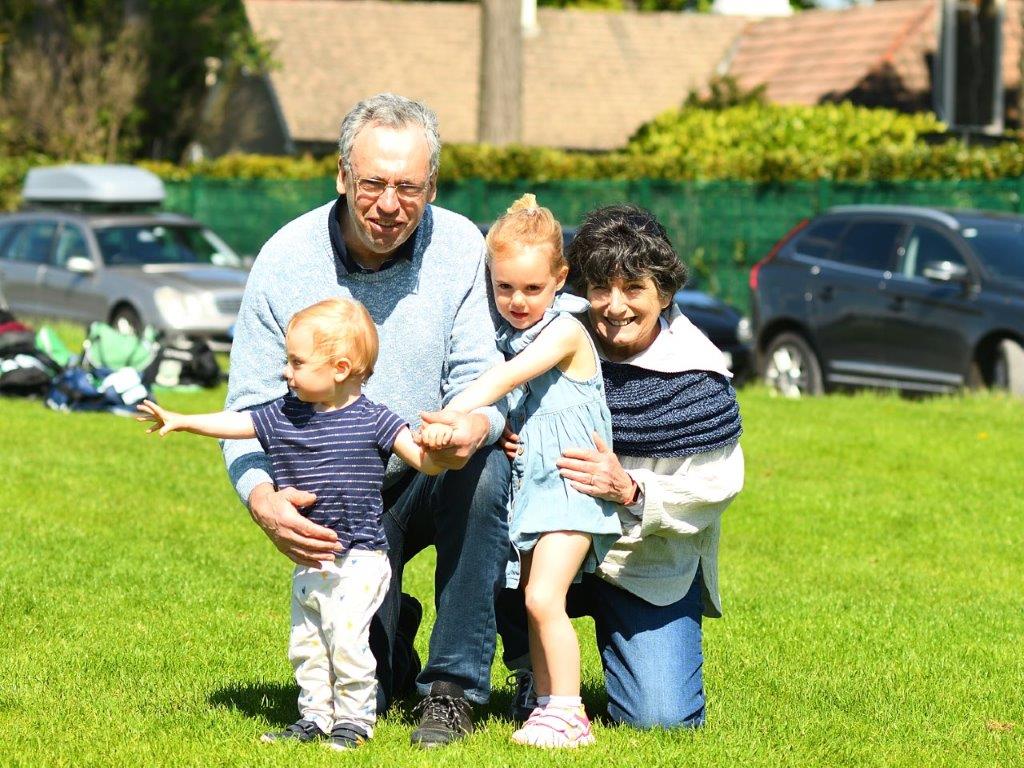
[485,193,566,273]
[286,297,379,379]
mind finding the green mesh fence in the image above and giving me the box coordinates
[164,177,1024,313]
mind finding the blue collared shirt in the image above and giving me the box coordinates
[328,195,416,274]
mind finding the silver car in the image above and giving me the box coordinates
[0,211,247,339]
[0,165,247,340]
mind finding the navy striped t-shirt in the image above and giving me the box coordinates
[250,394,407,552]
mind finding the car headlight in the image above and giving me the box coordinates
[736,316,753,344]
[154,287,215,323]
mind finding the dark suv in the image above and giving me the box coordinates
[750,205,1024,397]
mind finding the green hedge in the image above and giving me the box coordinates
[5,103,1024,212]
[140,104,1024,184]
[140,103,1023,184]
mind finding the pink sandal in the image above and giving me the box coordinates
[511,705,595,748]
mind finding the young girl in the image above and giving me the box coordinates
[420,195,621,748]
[138,297,442,751]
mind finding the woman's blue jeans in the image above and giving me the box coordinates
[497,570,706,729]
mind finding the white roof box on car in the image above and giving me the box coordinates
[22,164,165,206]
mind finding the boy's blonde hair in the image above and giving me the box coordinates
[286,298,379,379]
[485,193,566,273]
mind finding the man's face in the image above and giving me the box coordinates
[336,123,436,262]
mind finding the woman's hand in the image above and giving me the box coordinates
[500,424,521,462]
[557,431,638,506]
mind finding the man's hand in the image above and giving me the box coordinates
[556,431,638,506]
[417,410,490,470]
[247,483,338,567]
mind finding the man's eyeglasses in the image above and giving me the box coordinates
[353,176,430,202]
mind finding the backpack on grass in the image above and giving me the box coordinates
[35,325,73,368]
[0,313,62,397]
[46,366,151,416]
[82,322,159,373]
[145,336,222,389]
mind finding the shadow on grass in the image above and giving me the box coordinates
[209,681,297,727]
[209,679,610,729]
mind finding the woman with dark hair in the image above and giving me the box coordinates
[498,204,744,730]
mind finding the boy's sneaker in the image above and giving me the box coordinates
[507,669,537,723]
[511,705,595,749]
[410,681,474,748]
[328,722,369,751]
[260,718,328,744]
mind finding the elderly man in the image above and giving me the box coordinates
[222,93,510,748]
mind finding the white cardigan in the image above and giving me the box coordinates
[594,306,745,616]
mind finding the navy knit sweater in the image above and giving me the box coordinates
[602,364,742,458]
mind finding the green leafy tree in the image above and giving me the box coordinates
[0,0,266,160]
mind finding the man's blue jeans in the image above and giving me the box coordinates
[497,571,706,728]
[371,445,511,708]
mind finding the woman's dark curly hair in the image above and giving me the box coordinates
[566,205,687,299]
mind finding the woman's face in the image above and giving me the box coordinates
[586,275,671,361]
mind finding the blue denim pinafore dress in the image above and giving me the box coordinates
[499,294,622,589]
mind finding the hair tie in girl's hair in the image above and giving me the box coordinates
[507,193,540,215]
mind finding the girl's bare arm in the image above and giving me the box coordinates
[447,318,583,412]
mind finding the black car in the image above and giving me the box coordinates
[750,205,1024,397]
[673,289,752,384]
[478,223,752,381]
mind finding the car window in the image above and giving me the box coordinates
[793,218,846,260]
[899,226,965,279]
[53,225,90,268]
[962,221,1024,284]
[5,221,58,264]
[0,222,22,257]
[94,224,242,267]
[834,221,902,272]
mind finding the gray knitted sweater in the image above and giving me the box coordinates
[221,201,506,502]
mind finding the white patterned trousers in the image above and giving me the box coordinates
[289,549,391,735]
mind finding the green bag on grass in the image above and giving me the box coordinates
[35,325,72,368]
[82,322,159,372]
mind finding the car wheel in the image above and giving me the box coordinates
[110,305,143,337]
[762,332,823,398]
[992,339,1024,396]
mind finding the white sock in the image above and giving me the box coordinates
[536,695,551,708]
[546,695,582,710]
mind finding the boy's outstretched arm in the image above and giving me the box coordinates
[137,399,257,439]
[391,426,445,475]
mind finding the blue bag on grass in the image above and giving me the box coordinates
[46,366,152,416]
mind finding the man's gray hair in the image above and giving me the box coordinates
[338,93,441,180]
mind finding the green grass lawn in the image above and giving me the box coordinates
[1,386,1021,767]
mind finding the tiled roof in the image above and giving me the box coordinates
[522,9,748,147]
[727,0,1021,108]
[244,0,747,150]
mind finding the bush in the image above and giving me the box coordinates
[5,103,1024,212]
[0,154,58,211]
